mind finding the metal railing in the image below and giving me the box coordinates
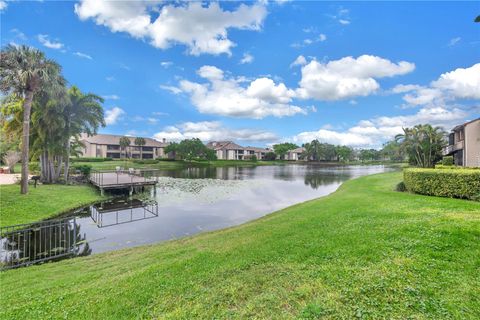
[90,200,159,228]
[0,217,87,270]
[89,169,160,186]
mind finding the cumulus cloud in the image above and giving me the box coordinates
[75,1,267,56]
[73,51,93,59]
[153,121,277,143]
[240,52,254,64]
[160,61,173,68]
[102,94,120,100]
[173,65,306,119]
[395,63,480,106]
[290,55,307,68]
[289,106,470,148]
[159,85,183,95]
[296,55,415,100]
[0,1,7,12]
[37,34,64,50]
[105,107,125,125]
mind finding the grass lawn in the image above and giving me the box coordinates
[1,172,479,319]
[0,184,105,227]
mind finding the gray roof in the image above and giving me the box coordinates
[80,133,169,147]
[206,141,244,150]
[288,147,305,153]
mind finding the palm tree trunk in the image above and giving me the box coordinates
[64,139,71,183]
[20,90,34,194]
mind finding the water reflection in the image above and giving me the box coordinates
[2,164,394,269]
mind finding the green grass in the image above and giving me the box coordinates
[0,184,105,227]
[1,172,479,319]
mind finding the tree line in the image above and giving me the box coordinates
[1,45,105,193]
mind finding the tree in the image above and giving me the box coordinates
[174,138,213,161]
[381,140,405,161]
[3,150,21,173]
[475,15,480,23]
[164,142,178,159]
[359,149,381,162]
[264,151,277,161]
[119,136,131,161]
[335,145,353,162]
[134,137,146,160]
[63,86,104,182]
[395,124,446,168]
[273,142,298,160]
[0,45,63,194]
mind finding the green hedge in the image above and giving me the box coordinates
[131,159,159,164]
[71,157,113,162]
[403,168,480,200]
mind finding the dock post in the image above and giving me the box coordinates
[129,186,133,197]
[153,186,157,196]
[100,188,104,197]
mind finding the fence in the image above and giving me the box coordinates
[0,217,85,270]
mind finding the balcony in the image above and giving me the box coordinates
[443,140,464,155]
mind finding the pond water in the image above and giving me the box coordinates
[1,165,394,268]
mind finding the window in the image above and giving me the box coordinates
[142,146,153,152]
[142,153,153,159]
[107,145,120,150]
[107,152,120,159]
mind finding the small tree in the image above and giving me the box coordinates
[134,137,146,159]
[264,151,277,161]
[3,150,21,173]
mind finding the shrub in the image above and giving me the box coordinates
[28,161,40,173]
[434,164,477,170]
[250,154,258,162]
[403,168,480,200]
[442,156,454,166]
[132,159,159,164]
[264,152,277,161]
[73,164,92,176]
[71,157,113,162]
[395,181,406,192]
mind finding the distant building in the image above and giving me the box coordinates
[80,134,170,159]
[286,147,305,161]
[443,118,480,167]
[206,141,270,160]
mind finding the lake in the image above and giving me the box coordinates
[0,165,394,268]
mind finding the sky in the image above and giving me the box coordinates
[1,0,479,148]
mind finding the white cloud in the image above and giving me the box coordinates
[37,34,64,50]
[105,107,125,125]
[297,55,415,100]
[153,121,277,143]
[75,1,267,56]
[0,1,7,12]
[102,94,120,100]
[395,63,480,106]
[73,51,93,59]
[290,55,307,68]
[160,61,173,68]
[318,33,327,42]
[448,37,461,47]
[159,85,183,95]
[240,52,254,64]
[339,19,350,25]
[175,65,305,119]
[106,76,115,81]
[10,29,27,40]
[289,106,470,148]
[291,33,327,48]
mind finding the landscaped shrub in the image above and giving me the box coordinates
[403,168,480,200]
[442,156,454,166]
[71,157,113,162]
[434,164,477,170]
[73,164,92,176]
[28,161,40,173]
[132,159,159,164]
[395,181,406,192]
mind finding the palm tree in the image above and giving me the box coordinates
[395,124,446,168]
[0,45,64,194]
[134,137,146,160]
[119,136,131,166]
[63,86,105,182]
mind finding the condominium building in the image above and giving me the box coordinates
[443,118,480,167]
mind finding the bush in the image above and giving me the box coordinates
[28,161,40,173]
[264,152,277,161]
[71,157,113,162]
[434,164,477,170]
[73,164,92,176]
[403,168,480,200]
[157,158,176,161]
[250,155,258,162]
[442,156,454,166]
[395,181,406,192]
[132,159,159,164]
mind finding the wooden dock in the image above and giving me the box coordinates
[89,169,159,195]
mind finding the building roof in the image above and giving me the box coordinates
[244,146,270,153]
[206,141,244,150]
[80,133,169,147]
[452,118,480,132]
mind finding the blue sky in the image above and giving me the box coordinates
[1,1,479,147]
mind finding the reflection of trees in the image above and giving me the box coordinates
[1,219,90,269]
[303,173,343,190]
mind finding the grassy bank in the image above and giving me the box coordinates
[1,172,479,319]
[0,184,105,227]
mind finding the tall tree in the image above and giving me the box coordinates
[395,124,446,168]
[273,142,298,160]
[63,86,104,182]
[134,137,146,160]
[119,136,131,160]
[0,45,63,193]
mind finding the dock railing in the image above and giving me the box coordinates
[89,168,160,187]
